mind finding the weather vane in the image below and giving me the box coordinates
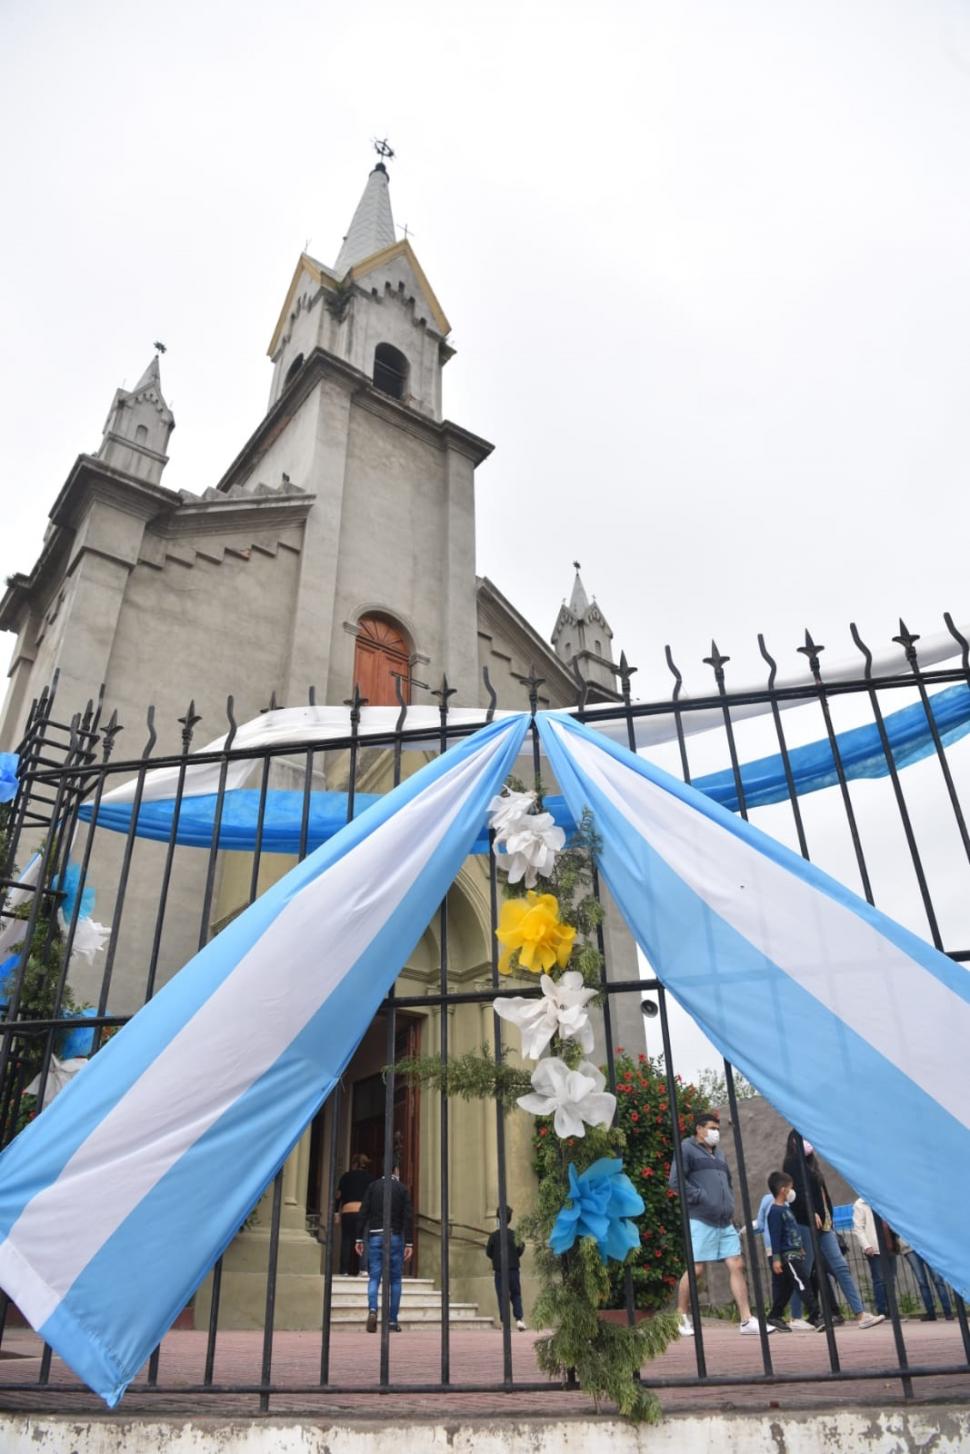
[372,137,395,165]
[153,340,167,355]
[573,560,582,571]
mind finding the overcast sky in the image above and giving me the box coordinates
[2,0,969,1075]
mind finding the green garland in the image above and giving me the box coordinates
[394,794,679,1422]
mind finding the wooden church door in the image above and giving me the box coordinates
[353,615,411,706]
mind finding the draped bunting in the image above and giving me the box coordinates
[0,714,529,1406]
[0,706,967,1407]
[535,711,970,1310]
[77,683,970,849]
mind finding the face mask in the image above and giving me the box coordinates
[786,1190,796,1205]
[704,1128,720,1147]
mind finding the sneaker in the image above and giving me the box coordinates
[789,1318,816,1332]
[515,1319,528,1331]
[919,1312,938,1322]
[740,1319,774,1335]
[677,1314,694,1337]
[366,1309,377,1333]
[766,1317,791,1332]
[390,1322,403,1332]
[858,1313,885,1329]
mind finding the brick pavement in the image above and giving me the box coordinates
[0,1319,966,1420]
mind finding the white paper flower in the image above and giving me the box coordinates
[487,789,537,838]
[517,1057,616,1139]
[494,971,597,1060]
[499,813,567,887]
[25,1055,88,1108]
[66,917,112,964]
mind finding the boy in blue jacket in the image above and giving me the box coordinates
[766,1171,822,1331]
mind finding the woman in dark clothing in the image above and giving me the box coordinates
[336,1153,374,1275]
[782,1130,881,1328]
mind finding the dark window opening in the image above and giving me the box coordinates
[373,343,408,401]
[284,353,305,389]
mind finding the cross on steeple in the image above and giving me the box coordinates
[373,137,395,166]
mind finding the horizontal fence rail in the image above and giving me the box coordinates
[0,621,967,1414]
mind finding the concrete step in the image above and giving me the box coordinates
[330,1308,494,1328]
[329,1290,463,1307]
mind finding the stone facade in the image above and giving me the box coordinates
[0,161,642,1327]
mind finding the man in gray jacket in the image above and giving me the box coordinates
[668,1112,770,1337]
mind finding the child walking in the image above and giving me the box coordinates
[766,1171,822,1332]
[485,1206,527,1331]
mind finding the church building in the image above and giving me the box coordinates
[0,154,642,1327]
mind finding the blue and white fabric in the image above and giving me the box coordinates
[0,713,528,1406]
[77,684,970,850]
[536,711,970,1307]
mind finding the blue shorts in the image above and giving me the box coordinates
[688,1219,741,1262]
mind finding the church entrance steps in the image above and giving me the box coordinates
[328,1275,494,1328]
[193,1272,494,1332]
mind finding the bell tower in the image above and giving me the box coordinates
[218,146,490,707]
[96,352,175,485]
[551,563,617,693]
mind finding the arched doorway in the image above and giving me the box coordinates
[353,614,411,706]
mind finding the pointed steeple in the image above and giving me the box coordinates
[551,561,616,693]
[567,564,590,616]
[334,162,396,275]
[96,352,175,485]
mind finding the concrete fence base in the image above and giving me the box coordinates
[2,1407,969,1453]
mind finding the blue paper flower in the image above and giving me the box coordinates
[549,1156,645,1263]
[0,754,18,804]
[52,863,96,923]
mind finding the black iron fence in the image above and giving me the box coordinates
[0,616,968,1412]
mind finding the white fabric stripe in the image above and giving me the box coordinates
[5,729,510,1323]
[97,624,968,808]
[552,720,970,1132]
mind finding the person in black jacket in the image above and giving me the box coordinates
[335,1153,374,1275]
[485,1206,527,1330]
[782,1129,882,1329]
[355,1164,413,1332]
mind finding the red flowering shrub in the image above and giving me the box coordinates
[533,1051,710,1312]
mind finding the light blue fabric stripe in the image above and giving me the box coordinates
[536,712,970,1303]
[0,715,526,1229]
[77,684,970,849]
[0,715,528,1409]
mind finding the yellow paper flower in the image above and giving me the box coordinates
[496,892,576,976]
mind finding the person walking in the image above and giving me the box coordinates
[765,1171,822,1331]
[783,1130,883,1330]
[485,1206,527,1331]
[335,1153,374,1276]
[902,1242,955,1322]
[668,1111,772,1337]
[852,1197,898,1318]
[355,1164,413,1333]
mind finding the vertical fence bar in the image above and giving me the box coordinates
[797,633,875,904]
[704,643,772,1368]
[656,983,707,1378]
[258,1170,285,1412]
[433,673,456,1385]
[757,636,810,859]
[488,827,515,1383]
[141,701,202,1004]
[848,625,943,946]
[874,1215,913,1400]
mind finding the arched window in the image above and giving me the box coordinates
[353,613,411,707]
[134,424,148,445]
[595,640,602,655]
[284,353,305,389]
[373,343,408,401]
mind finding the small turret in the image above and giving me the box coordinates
[551,563,616,693]
[97,353,175,485]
